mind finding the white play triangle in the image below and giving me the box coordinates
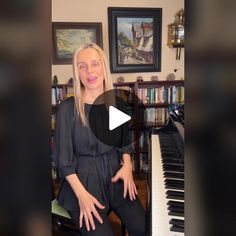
[109,106,131,131]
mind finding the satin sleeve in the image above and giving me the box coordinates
[54,98,76,178]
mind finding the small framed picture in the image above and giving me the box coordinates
[108,7,162,73]
[52,22,103,64]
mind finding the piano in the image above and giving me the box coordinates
[147,104,184,236]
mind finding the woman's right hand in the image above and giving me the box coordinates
[77,189,105,231]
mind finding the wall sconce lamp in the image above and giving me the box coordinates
[167,9,184,60]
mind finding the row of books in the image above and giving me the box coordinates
[129,130,135,148]
[137,86,184,104]
[52,86,74,105]
[131,153,149,172]
[139,130,150,148]
[115,86,133,102]
[51,114,56,130]
[140,153,149,172]
[52,85,184,105]
[143,108,169,125]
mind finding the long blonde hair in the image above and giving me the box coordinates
[73,43,114,126]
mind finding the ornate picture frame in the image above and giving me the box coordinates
[108,7,162,73]
[52,22,103,65]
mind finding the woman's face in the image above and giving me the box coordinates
[77,48,104,91]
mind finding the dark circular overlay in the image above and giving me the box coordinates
[88,89,144,148]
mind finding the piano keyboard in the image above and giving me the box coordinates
[151,132,184,236]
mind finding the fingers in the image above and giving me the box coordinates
[127,181,138,201]
[128,181,135,201]
[81,209,96,231]
[132,182,135,200]
[79,211,83,228]
[133,182,138,195]
[80,199,105,231]
[123,180,128,198]
[83,212,90,231]
[111,173,120,183]
[91,205,103,224]
[94,198,105,210]
[86,208,95,231]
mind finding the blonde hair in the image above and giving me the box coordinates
[73,43,114,126]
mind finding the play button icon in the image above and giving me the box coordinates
[88,88,144,148]
[109,106,131,131]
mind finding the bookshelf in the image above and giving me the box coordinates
[51,83,74,182]
[51,80,184,180]
[114,80,184,178]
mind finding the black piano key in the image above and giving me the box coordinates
[170,225,184,233]
[166,190,184,200]
[165,179,184,185]
[161,152,181,157]
[161,154,180,159]
[161,149,176,153]
[162,163,184,172]
[162,158,184,165]
[169,219,184,227]
[161,146,177,150]
[162,154,182,159]
[160,146,177,150]
[159,140,175,144]
[163,164,184,172]
[162,160,184,166]
[160,144,176,148]
[163,156,183,161]
[165,185,184,191]
[164,171,184,179]
[168,209,184,217]
[165,179,184,190]
[168,205,184,213]
[167,201,184,208]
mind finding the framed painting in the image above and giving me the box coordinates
[108,7,162,73]
[52,22,103,64]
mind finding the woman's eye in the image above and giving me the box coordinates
[79,64,87,70]
[92,62,100,67]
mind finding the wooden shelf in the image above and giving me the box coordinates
[139,102,184,108]
[137,80,184,88]
[139,103,169,108]
[52,83,73,88]
[139,123,166,129]
[113,82,135,87]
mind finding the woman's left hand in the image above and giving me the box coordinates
[111,162,138,201]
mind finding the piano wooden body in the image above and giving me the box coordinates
[147,104,184,236]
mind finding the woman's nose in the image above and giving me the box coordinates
[87,64,93,73]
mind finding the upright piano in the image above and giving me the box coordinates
[147,104,184,236]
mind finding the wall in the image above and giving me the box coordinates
[52,0,184,84]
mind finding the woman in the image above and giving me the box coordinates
[55,43,145,236]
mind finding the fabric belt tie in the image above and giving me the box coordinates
[78,148,117,201]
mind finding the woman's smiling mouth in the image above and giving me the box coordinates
[87,76,97,84]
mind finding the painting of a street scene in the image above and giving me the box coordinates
[117,17,154,65]
[55,29,97,60]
